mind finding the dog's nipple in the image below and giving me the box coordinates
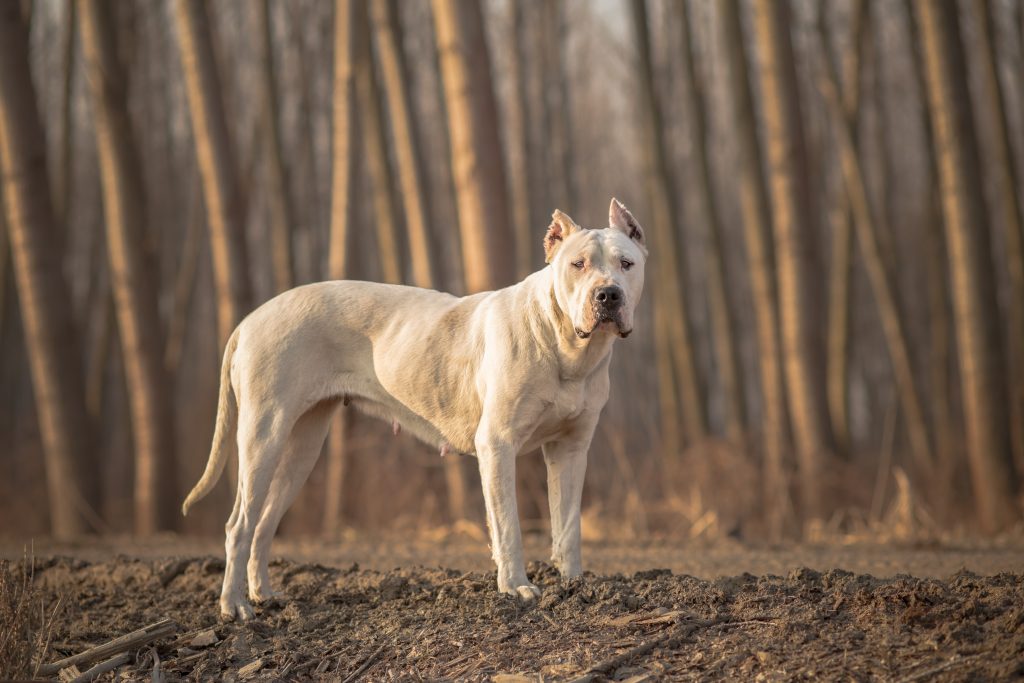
[392,420,401,436]
[440,442,450,458]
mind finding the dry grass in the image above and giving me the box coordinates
[0,552,61,680]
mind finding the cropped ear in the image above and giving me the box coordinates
[544,209,583,263]
[609,198,646,250]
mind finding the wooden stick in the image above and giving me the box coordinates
[566,636,670,683]
[896,655,980,683]
[341,640,388,683]
[68,652,131,683]
[567,622,703,683]
[40,619,177,675]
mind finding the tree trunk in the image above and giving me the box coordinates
[676,0,745,441]
[324,0,360,536]
[0,197,8,341]
[967,0,1024,476]
[165,172,203,374]
[431,0,515,294]
[821,0,866,458]
[717,0,790,536]
[630,0,707,447]
[543,0,575,211]
[356,0,402,286]
[371,0,435,290]
[0,2,100,538]
[432,0,515,521]
[255,0,295,294]
[81,0,178,534]
[55,0,76,236]
[287,10,322,284]
[752,0,833,520]
[507,0,532,280]
[375,0,475,525]
[819,46,933,478]
[525,4,550,268]
[913,0,1018,532]
[173,0,252,349]
[904,0,953,493]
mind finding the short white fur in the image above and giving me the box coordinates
[182,198,648,620]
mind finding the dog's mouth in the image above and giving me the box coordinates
[575,314,631,340]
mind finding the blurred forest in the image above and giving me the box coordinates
[1,0,1023,542]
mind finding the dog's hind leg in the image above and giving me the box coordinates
[247,399,338,603]
[221,407,292,621]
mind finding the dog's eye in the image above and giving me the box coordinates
[621,259,633,271]
[571,259,585,270]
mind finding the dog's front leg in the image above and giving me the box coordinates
[542,438,588,578]
[476,437,539,601]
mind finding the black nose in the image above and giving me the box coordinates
[594,285,623,308]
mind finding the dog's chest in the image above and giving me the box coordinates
[545,379,589,424]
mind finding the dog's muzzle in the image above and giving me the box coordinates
[576,286,631,339]
[594,285,623,312]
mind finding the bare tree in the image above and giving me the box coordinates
[55,0,76,234]
[675,0,745,440]
[913,0,1018,532]
[165,174,203,374]
[752,0,833,519]
[256,0,295,293]
[356,0,402,286]
[543,0,575,211]
[432,0,516,520]
[81,0,178,533]
[507,0,532,280]
[967,0,1024,473]
[371,0,435,289]
[0,2,100,537]
[324,0,360,536]
[822,0,866,458]
[717,0,790,535]
[818,31,932,478]
[904,0,953,486]
[630,0,707,448]
[431,0,515,294]
[173,0,252,348]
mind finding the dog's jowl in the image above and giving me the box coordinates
[182,198,648,621]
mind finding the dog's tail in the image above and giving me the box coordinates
[182,327,240,516]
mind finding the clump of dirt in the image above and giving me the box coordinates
[16,556,1024,681]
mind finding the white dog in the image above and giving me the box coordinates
[182,198,647,620]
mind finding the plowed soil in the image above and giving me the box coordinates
[8,537,1024,681]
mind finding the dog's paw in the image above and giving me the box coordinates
[220,596,255,622]
[249,587,284,605]
[515,583,542,601]
[501,581,541,602]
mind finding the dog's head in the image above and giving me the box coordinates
[545,198,647,340]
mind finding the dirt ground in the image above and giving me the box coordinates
[3,534,1024,681]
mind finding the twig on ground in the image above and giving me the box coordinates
[67,652,131,683]
[165,650,206,671]
[567,634,672,683]
[567,622,703,683]
[896,655,981,683]
[39,618,177,675]
[340,640,388,683]
[149,646,162,683]
[710,618,780,630]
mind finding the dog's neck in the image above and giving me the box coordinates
[530,268,617,381]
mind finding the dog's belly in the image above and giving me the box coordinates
[270,281,486,455]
